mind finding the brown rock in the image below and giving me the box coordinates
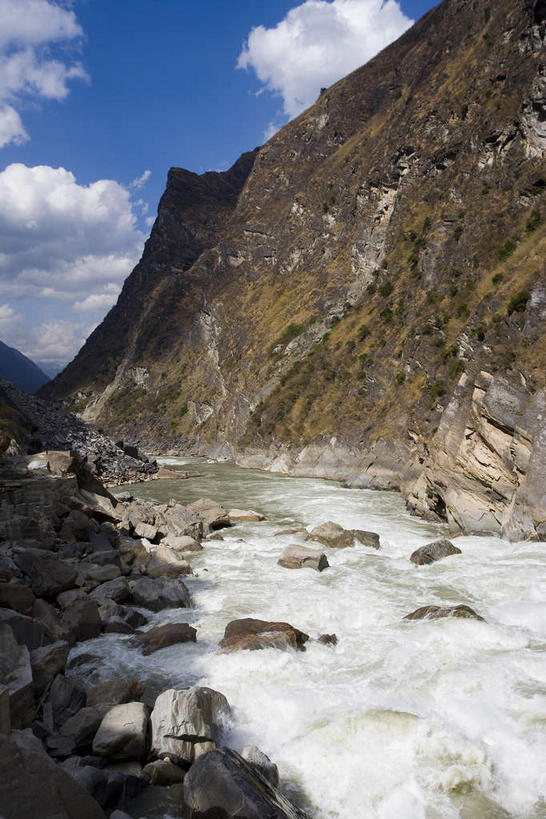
[353,529,381,549]
[187,498,231,531]
[404,605,484,621]
[278,544,329,571]
[132,622,197,655]
[142,758,185,785]
[228,509,266,522]
[0,582,35,614]
[219,618,309,652]
[30,640,71,694]
[307,521,354,548]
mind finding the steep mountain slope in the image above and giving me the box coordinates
[45,0,546,540]
[0,339,49,393]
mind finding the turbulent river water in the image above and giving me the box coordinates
[69,457,546,819]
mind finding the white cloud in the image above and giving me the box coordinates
[0,302,97,368]
[130,169,151,189]
[0,105,28,148]
[238,0,413,119]
[0,163,145,366]
[0,0,87,147]
[0,163,144,301]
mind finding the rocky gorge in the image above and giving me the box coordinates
[41,0,545,541]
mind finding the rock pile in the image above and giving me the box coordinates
[0,450,308,817]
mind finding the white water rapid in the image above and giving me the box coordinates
[69,457,546,819]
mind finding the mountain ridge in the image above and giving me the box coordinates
[43,0,546,539]
[0,339,50,394]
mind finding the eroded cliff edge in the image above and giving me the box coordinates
[43,0,546,540]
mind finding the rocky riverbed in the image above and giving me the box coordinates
[1,452,545,818]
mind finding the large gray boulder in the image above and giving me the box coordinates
[30,640,70,694]
[160,534,203,552]
[219,618,309,653]
[409,538,462,565]
[241,745,279,787]
[150,687,230,764]
[90,577,131,605]
[0,729,106,819]
[0,623,34,728]
[62,598,102,642]
[187,498,231,531]
[156,502,203,540]
[13,549,78,598]
[278,544,329,571]
[145,544,192,578]
[130,576,191,611]
[183,748,309,819]
[86,678,143,719]
[0,607,50,650]
[92,702,148,760]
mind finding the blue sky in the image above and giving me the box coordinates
[0,0,436,375]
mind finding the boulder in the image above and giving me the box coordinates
[79,563,121,588]
[306,521,354,548]
[60,509,92,541]
[130,577,192,611]
[92,702,148,760]
[219,618,309,652]
[53,707,102,756]
[70,489,121,524]
[150,687,230,765]
[62,598,102,642]
[278,544,329,571]
[0,581,35,614]
[187,498,231,531]
[132,622,197,655]
[146,544,192,578]
[98,600,147,633]
[30,640,70,694]
[14,549,78,598]
[0,607,50,650]
[134,520,158,541]
[58,589,89,609]
[45,674,87,730]
[33,598,73,644]
[404,604,484,621]
[161,534,203,552]
[0,624,34,728]
[409,538,462,565]
[0,729,106,819]
[353,529,381,549]
[241,745,279,787]
[183,748,309,819]
[142,757,185,785]
[86,678,144,720]
[68,764,142,811]
[90,577,131,605]
[228,509,266,522]
[156,502,203,541]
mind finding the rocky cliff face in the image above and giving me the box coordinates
[44,0,546,540]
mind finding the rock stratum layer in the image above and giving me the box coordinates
[44,0,546,540]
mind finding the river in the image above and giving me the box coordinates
[68,457,546,819]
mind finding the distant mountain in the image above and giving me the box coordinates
[0,340,50,394]
[35,361,64,380]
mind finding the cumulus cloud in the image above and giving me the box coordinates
[0,163,146,368]
[238,0,413,119]
[0,163,144,300]
[0,0,87,147]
